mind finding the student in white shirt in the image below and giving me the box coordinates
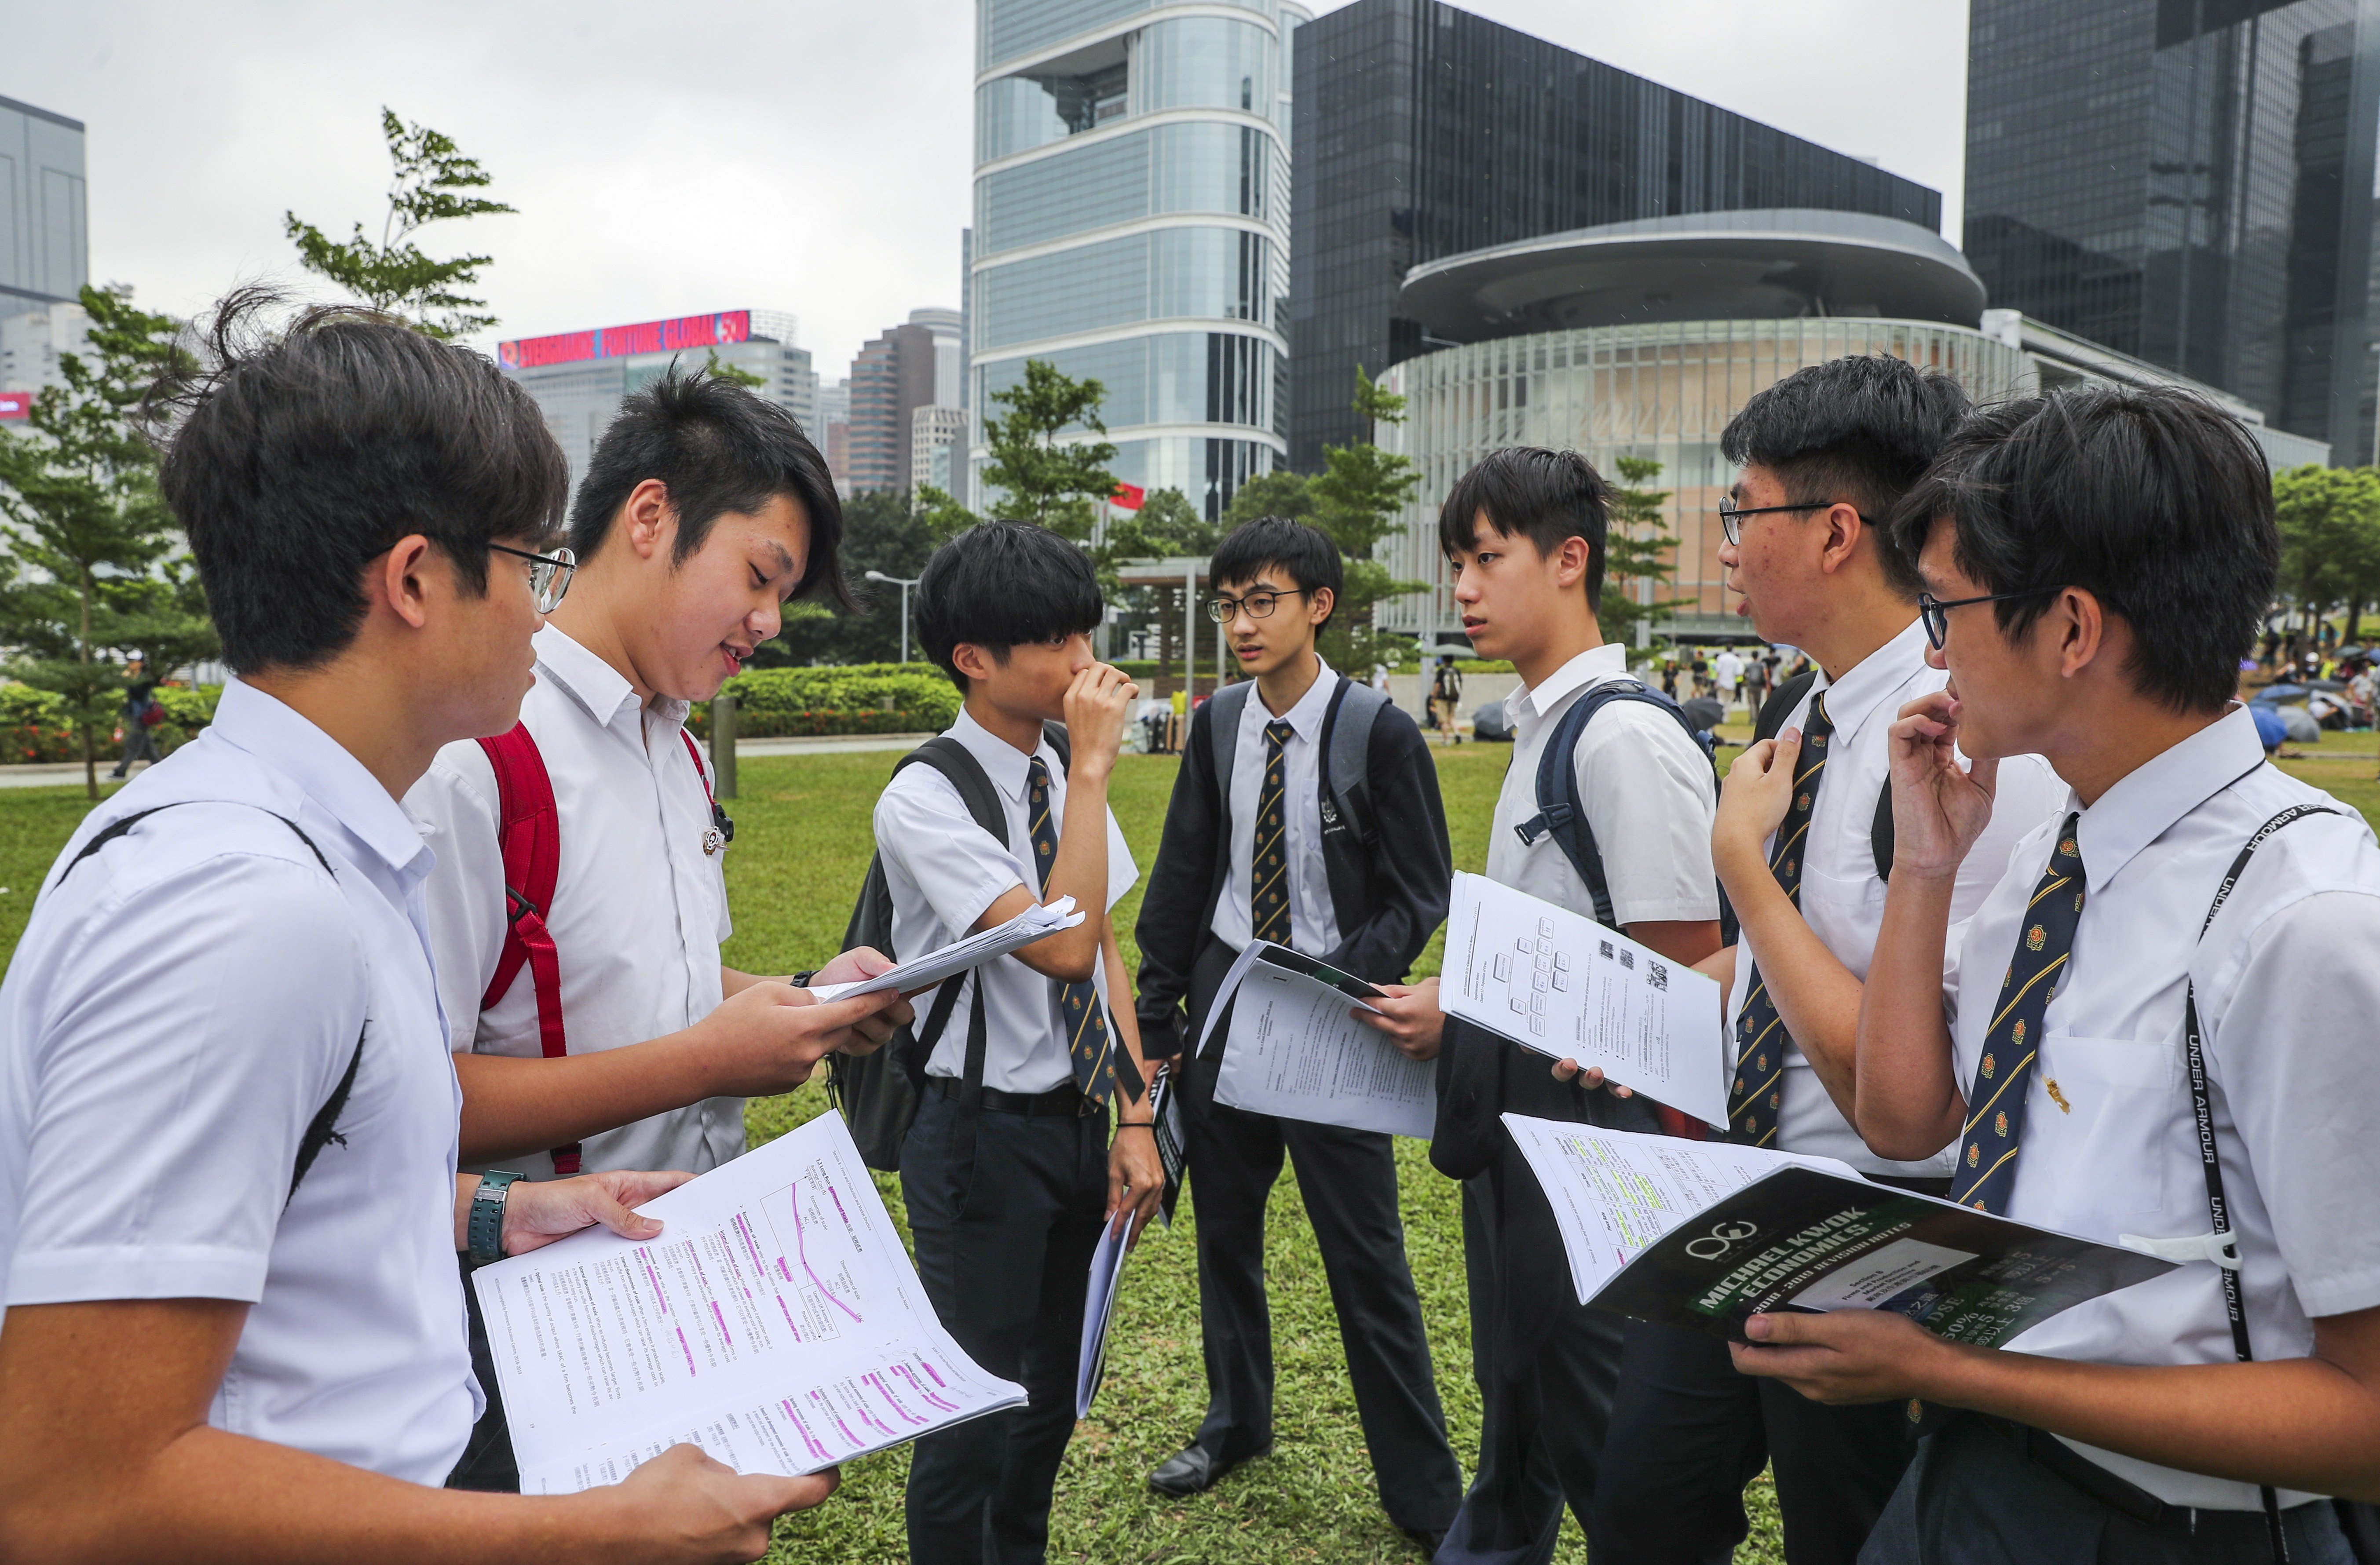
[1715,646,1746,713]
[875,522,1164,1565]
[1739,384,2380,1563]
[408,370,907,1490]
[0,302,849,1562]
[1590,356,2066,1565]
[1359,447,1722,1565]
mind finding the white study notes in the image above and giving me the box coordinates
[1441,872,1729,1125]
[807,897,1085,1000]
[1075,1216,1132,1416]
[472,1112,1024,1495]
[1203,940,1437,1140]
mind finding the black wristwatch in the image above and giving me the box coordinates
[468,1171,524,1266]
[791,970,817,988]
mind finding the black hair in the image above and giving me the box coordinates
[1891,383,2276,715]
[567,366,854,609]
[154,288,568,675]
[915,521,1104,691]
[1437,447,1614,601]
[1208,514,1343,630]
[1720,354,1973,598]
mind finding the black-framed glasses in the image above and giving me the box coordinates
[1206,587,1311,623]
[1917,587,2051,649]
[1718,494,1875,546]
[490,541,578,614]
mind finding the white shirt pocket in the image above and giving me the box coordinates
[2025,1032,2179,1222]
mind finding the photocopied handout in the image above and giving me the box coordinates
[808,897,1084,1000]
[1204,941,1436,1140]
[1075,1216,1132,1416]
[472,1113,1025,1495]
[1440,872,1728,1125]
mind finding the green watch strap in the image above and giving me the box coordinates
[469,1171,524,1266]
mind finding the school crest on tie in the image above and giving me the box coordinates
[1981,1051,1996,1079]
[2026,923,2047,952]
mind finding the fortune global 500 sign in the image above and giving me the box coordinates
[498,310,753,371]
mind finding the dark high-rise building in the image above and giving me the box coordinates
[1288,0,1941,469]
[846,309,964,495]
[1965,0,2380,460]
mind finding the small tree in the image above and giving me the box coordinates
[1106,486,1216,560]
[979,360,1119,540]
[2274,463,2380,639]
[1219,469,1317,529]
[0,285,216,797]
[1601,455,1688,641]
[702,350,766,390]
[1305,368,1429,672]
[285,108,514,340]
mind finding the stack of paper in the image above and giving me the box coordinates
[1201,941,1437,1140]
[472,1113,1026,1494]
[808,897,1085,1000]
[1441,873,1729,1126]
[1075,1218,1133,1416]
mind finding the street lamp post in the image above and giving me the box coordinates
[864,569,922,664]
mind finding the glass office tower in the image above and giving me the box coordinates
[973,0,1308,519]
[0,94,87,326]
[1966,0,2380,460]
[1288,0,1942,470]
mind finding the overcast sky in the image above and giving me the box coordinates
[3,0,1970,380]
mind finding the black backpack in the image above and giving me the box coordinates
[1204,675,1391,849]
[1752,668,1894,881]
[826,722,1143,1171]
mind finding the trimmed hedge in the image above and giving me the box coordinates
[685,665,959,741]
[0,682,222,765]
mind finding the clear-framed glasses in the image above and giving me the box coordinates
[490,541,577,614]
[1916,587,2050,649]
[1206,587,1311,623]
[1717,495,1878,546]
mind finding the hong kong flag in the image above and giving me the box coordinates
[1111,482,1146,511]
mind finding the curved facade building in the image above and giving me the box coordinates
[972,0,1307,519]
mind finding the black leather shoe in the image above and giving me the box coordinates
[1403,1526,1448,1559]
[1147,1441,1268,1496]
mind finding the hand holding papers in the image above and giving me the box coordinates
[1203,941,1437,1140]
[472,1113,1024,1494]
[1501,1115,2175,1348]
[1441,872,1729,1125]
[808,897,1086,1000]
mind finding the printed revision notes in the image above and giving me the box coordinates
[1501,1115,2175,1349]
[472,1113,1025,1495]
[808,897,1085,1001]
[1202,940,1436,1140]
[1441,872,1728,1126]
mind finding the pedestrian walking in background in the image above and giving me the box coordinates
[107,657,162,779]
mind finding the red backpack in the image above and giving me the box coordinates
[473,723,728,1175]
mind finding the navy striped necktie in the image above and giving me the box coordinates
[1726,693,1834,1145]
[1026,756,1118,1109]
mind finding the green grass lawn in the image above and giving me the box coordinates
[4,727,2374,1562]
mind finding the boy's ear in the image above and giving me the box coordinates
[1307,586,1335,625]
[619,478,675,564]
[951,641,1008,685]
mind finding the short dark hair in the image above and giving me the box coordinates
[155,290,567,675]
[1720,355,1974,597]
[1437,447,1614,600]
[915,521,1104,691]
[1892,383,2275,715]
[1208,515,1342,630]
[567,367,853,609]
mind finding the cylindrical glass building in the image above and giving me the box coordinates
[972,0,1307,520]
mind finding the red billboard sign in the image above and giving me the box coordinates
[497,310,753,371]
[0,391,30,420]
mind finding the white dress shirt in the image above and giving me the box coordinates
[409,624,738,1181]
[1728,618,2067,1174]
[0,680,477,1485]
[1939,705,2380,1509]
[1208,659,1344,957]
[875,707,1139,1094]
[1486,643,1719,925]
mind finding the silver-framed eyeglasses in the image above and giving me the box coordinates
[490,542,577,613]
[1206,587,1311,623]
[1718,495,1876,547]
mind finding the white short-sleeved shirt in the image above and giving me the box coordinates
[1209,660,1343,957]
[409,625,738,1180]
[875,707,1138,1094]
[1486,643,1718,926]
[1727,618,2067,1174]
[1939,705,2380,1510]
[1715,651,1744,689]
[0,680,477,1485]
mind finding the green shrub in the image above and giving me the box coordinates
[0,681,222,766]
[686,664,959,741]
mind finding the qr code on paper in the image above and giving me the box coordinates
[1598,940,1614,959]
[1620,951,1635,970]
[1647,961,1669,991]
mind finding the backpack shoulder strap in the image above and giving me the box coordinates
[1319,677,1388,842]
[1515,679,1714,927]
[894,735,1010,845]
[1205,680,1257,806]
[474,723,578,1174]
[1753,668,1818,744]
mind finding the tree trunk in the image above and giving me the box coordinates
[2349,598,2365,644]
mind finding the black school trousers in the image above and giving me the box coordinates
[1434,1175,1628,1565]
[1179,1046,1462,1532]
[901,1085,1108,1565]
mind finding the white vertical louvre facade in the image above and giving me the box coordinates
[972,0,1306,521]
[1378,319,2036,640]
